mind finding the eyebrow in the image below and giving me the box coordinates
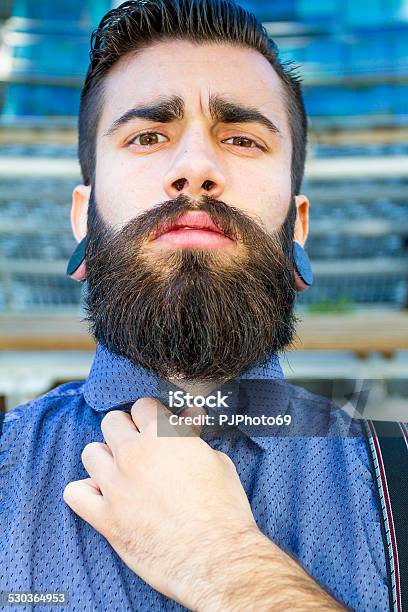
[103,93,282,140]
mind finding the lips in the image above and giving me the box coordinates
[152,211,228,241]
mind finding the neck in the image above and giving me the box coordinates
[166,376,224,398]
[166,376,218,435]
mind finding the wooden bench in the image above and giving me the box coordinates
[0,311,407,358]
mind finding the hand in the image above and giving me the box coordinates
[63,398,260,610]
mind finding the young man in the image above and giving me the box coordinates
[0,1,400,610]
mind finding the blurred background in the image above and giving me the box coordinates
[0,0,407,417]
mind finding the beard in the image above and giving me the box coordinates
[84,190,298,383]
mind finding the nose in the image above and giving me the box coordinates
[163,135,226,202]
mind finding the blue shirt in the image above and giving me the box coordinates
[0,344,388,611]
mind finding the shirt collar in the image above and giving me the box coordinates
[83,343,287,448]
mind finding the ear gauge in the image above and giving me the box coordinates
[293,241,314,292]
[66,237,87,282]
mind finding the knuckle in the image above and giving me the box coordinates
[101,410,119,426]
[131,397,150,412]
[115,438,139,466]
[81,441,99,463]
[63,481,78,503]
[131,397,159,417]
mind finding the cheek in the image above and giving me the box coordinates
[94,149,157,228]
[240,173,291,233]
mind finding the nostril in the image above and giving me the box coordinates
[174,178,186,191]
[202,180,214,191]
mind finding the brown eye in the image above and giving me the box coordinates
[223,136,261,149]
[129,132,167,146]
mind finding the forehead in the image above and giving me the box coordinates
[99,39,289,136]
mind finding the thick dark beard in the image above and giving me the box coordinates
[84,191,298,383]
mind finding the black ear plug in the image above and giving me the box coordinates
[293,241,314,289]
[66,237,87,276]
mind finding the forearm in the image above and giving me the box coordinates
[194,527,348,612]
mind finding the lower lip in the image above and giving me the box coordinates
[153,228,234,248]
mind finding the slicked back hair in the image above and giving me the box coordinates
[78,0,308,197]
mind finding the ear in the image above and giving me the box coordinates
[293,194,310,247]
[71,184,91,243]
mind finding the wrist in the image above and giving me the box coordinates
[191,526,345,612]
[191,524,267,612]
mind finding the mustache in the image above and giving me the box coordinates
[89,192,273,246]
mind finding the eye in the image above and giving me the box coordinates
[223,136,263,149]
[128,131,168,146]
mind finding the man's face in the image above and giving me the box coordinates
[73,40,309,382]
[94,39,294,232]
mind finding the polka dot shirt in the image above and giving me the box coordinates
[0,344,388,611]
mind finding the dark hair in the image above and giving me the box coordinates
[78,0,307,195]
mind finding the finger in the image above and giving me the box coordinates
[81,441,114,492]
[101,410,140,455]
[176,405,206,437]
[131,398,199,438]
[63,478,106,528]
[131,397,173,435]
